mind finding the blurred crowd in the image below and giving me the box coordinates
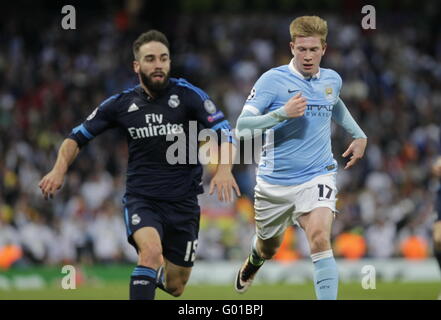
[1,2,441,268]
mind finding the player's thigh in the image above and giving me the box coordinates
[254,178,296,241]
[164,258,192,289]
[297,207,334,252]
[123,195,165,264]
[162,197,200,268]
[132,227,164,267]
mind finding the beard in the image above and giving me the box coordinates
[140,70,170,93]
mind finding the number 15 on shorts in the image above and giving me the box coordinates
[184,240,198,262]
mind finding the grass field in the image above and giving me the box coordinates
[0,282,440,300]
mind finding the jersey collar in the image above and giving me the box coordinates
[288,58,320,80]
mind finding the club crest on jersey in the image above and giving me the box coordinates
[204,99,217,114]
[168,95,180,108]
[87,107,98,120]
[325,87,334,101]
[132,214,141,225]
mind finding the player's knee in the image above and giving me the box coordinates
[167,279,187,297]
[309,230,330,253]
[138,244,163,269]
[259,246,277,260]
[169,286,184,297]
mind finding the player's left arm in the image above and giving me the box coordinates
[187,88,240,202]
[208,141,241,202]
[332,97,368,169]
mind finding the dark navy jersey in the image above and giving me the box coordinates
[68,78,234,201]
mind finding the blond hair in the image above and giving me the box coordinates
[289,16,328,47]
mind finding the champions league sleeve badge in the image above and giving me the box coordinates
[203,99,217,114]
[168,94,180,108]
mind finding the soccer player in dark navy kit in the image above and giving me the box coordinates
[39,30,240,300]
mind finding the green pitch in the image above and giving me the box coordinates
[0,282,439,300]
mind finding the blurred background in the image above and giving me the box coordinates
[1,0,441,299]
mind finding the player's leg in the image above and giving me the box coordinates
[130,226,164,300]
[156,258,193,297]
[235,177,293,293]
[235,233,285,293]
[123,195,166,300]
[157,196,200,297]
[297,207,338,300]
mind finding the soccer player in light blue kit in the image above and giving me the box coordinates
[234,16,367,300]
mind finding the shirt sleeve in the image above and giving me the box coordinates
[332,98,367,139]
[67,95,119,148]
[185,84,235,145]
[242,71,278,115]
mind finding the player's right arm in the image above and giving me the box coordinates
[235,72,306,140]
[39,95,119,199]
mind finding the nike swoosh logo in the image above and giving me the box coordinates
[288,89,299,93]
[235,272,245,290]
[316,278,334,285]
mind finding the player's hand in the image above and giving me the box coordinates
[209,167,241,202]
[342,138,367,169]
[38,169,65,200]
[283,92,307,118]
[432,156,441,177]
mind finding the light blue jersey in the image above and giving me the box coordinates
[244,61,342,185]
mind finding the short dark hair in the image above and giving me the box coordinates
[133,30,170,60]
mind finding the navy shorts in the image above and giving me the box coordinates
[123,194,200,267]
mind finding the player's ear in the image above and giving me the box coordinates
[133,60,140,73]
[322,43,327,56]
[289,41,295,56]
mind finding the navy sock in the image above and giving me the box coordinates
[129,265,157,300]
